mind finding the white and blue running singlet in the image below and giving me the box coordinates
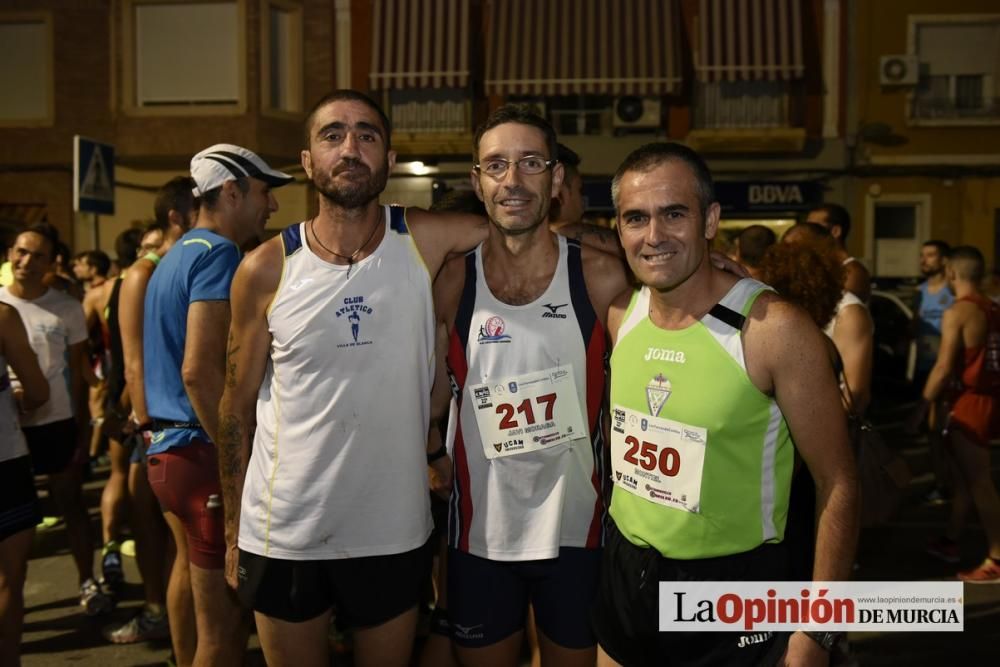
[238,206,435,560]
[447,236,607,561]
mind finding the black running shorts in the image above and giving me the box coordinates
[591,519,791,667]
[237,538,432,627]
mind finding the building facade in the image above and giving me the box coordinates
[2,0,993,276]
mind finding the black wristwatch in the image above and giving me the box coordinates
[803,630,843,652]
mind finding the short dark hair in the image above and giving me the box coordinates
[557,143,581,181]
[786,221,833,240]
[144,220,167,236]
[115,228,145,269]
[811,203,852,241]
[80,250,111,277]
[949,245,985,283]
[922,239,951,257]
[304,89,392,149]
[154,176,197,226]
[199,176,250,210]
[23,222,60,261]
[612,142,715,215]
[54,241,71,266]
[737,225,777,268]
[473,104,558,163]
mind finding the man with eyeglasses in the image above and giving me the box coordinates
[430,105,627,666]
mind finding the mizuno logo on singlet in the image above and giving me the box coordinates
[643,347,687,363]
[289,278,314,290]
[542,303,568,319]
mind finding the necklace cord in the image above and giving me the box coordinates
[308,208,383,266]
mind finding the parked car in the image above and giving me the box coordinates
[869,289,919,407]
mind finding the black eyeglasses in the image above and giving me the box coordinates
[473,155,557,180]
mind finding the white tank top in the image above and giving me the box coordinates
[1,353,29,463]
[823,290,867,339]
[447,236,606,561]
[239,206,434,559]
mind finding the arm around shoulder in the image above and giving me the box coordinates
[407,207,490,279]
[582,244,629,329]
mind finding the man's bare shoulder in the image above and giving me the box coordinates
[236,236,283,291]
[946,298,985,325]
[121,259,156,291]
[746,290,816,336]
[82,285,102,310]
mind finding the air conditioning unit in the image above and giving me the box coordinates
[612,96,662,132]
[879,55,919,86]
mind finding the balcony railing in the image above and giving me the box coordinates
[693,81,795,130]
[390,100,469,134]
[910,96,1000,121]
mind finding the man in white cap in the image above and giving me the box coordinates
[144,144,291,666]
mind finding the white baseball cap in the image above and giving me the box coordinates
[189,143,294,197]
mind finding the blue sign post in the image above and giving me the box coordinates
[74,136,115,249]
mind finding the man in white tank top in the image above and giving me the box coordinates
[807,203,872,303]
[433,107,627,667]
[217,91,528,667]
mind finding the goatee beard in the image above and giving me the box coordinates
[317,162,390,209]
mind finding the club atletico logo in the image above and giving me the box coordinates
[478,315,512,344]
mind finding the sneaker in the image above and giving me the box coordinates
[958,557,1000,583]
[80,578,113,616]
[103,606,170,644]
[36,516,60,530]
[101,541,125,596]
[926,537,960,564]
[120,539,136,558]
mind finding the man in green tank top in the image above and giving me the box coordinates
[592,143,859,667]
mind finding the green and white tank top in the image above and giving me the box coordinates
[608,278,794,559]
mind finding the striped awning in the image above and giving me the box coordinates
[485,0,681,96]
[369,0,471,89]
[696,0,804,82]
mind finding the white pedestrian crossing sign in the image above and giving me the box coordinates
[74,135,115,215]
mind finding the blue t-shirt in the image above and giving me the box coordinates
[915,280,955,371]
[144,228,240,454]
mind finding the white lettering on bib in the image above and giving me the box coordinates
[609,404,707,513]
[470,366,587,459]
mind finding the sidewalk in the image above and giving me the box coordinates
[19,467,265,666]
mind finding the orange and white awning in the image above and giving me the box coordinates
[484,0,682,96]
[696,0,804,82]
[369,0,471,89]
